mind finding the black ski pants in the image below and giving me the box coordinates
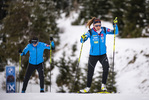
[22,63,44,92]
[87,54,109,87]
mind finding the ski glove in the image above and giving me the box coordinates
[50,41,55,50]
[51,46,55,50]
[18,49,22,53]
[50,37,53,41]
[81,34,87,42]
[113,17,118,24]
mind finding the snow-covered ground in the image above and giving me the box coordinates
[1,93,149,100]
[0,12,149,100]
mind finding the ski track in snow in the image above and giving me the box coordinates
[0,93,149,100]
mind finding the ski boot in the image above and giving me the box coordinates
[21,90,25,93]
[101,84,107,91]
[98,84,110,94]
[40,88,44,93]
[79,87,90,93]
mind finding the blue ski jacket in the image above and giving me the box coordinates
[80,24,118,56]
[21,41,55,65]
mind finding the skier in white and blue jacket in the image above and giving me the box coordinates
[79,17,118,93]
[19,36,55,93]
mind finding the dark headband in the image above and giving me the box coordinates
[93,19,101,24]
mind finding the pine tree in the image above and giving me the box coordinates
[107,56,117,92]
[144,0,149,36]
[72,0,112,25]
[69,42,85,92]
[79,66,88,90]
[0,0,10,23]
[107,67,117,93]
[70,59,83,92]
[56,43,84,92]
[52,0,80,17]
[123,0,146,38]
[44,58,55,92]
[71,41,77,56]
[112,0,148,38]
[56,52,71,92]
[111,0,126,37]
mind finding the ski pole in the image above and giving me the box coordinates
[18,54,21,93]
[50,43,52,92]
[72,33,85,92]
[112,17,117,92]
[49,37,53,92]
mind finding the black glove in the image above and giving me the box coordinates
[51,46,55,50]
[18,49,22,53]
[50,37,53,41]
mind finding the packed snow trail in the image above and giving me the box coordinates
[1,93,149,100]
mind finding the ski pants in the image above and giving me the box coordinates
[87,54,109,87]
[22,63,44,92]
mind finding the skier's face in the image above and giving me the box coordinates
[94,23,101,31]
[33,42,38,47]
[31,39,38,47]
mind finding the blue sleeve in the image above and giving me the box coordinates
[114,24,119,35]
[21,44,30,56]
[80,31,90,43]
[43,41,55,50]
[105,24,119,35]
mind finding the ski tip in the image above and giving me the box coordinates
[97,91,111,94]
[77,91,89,94]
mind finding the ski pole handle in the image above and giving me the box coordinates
[113,17,118,25]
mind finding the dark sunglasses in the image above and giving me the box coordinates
[95,25,101,27]
[31,40,38,44]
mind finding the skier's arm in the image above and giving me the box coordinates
[44,41,55,50]
[106,17,119,35]
[80,32,90,43]
[105,24,118,35]
[21,44,29,56]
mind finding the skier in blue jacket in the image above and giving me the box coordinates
[19,36,55,93]
[79,17,118,93]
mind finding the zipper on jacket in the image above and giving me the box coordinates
[99,33,101,55]
[36,46,37,65]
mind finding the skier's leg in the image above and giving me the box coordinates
[87,55,98,87]
[80,56,98,93]
[99,54,110,84]
[22,63,35,92]
[37,63,44,92]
